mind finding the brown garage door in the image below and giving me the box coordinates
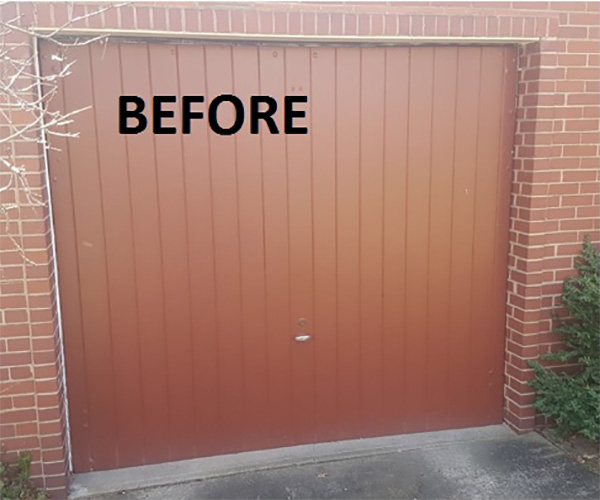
[42,41,516,473]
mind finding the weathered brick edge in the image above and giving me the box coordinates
[0,2,598,497]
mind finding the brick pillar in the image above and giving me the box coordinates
[505,5,600,431]
[0,2,70,497]
[505,40,557,432]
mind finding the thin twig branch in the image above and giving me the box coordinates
[0,2,125,263]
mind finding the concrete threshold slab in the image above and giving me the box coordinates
[69,424,515,498]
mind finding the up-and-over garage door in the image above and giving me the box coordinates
[41,41,516,472]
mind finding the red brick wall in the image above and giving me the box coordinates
[0,2,70,496]
[0,2,598,497]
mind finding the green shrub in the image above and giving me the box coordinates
[0,452,48,500]
[528,236,600,441]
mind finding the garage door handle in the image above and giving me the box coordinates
[294,334,311,342]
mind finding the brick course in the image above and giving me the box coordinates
[0,2,598,497]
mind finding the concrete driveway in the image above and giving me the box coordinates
[73,426,599,500]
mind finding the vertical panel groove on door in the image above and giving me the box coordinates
[312,47,338,441]
[425,47,435,431]
[356,48,363,433]
[402,48,411,434]
[467,48,484,428]
[406,46,434,432]
[87,48,121,467]
[174,44,198,458]
[233,45,270,449]
[44,41,517,472]
[448,47,481,430]
[207,44,247,453]
[258,45,293,446]
[145,43,172,462]
[445,46,460,431]
[286,46,315,445]
[229,45,246,449]
[359,47,385,436]
[117,43,147,465]
[380,47,388,436]
[309,46,318,445]
[333,47,340,440]
[282,47,295,446]
[382,47,409,434]
[335,47,362,439]
[199,43,223,454]
[423,47,434,430]
[254,45,272,445]
[428,46,458,430]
